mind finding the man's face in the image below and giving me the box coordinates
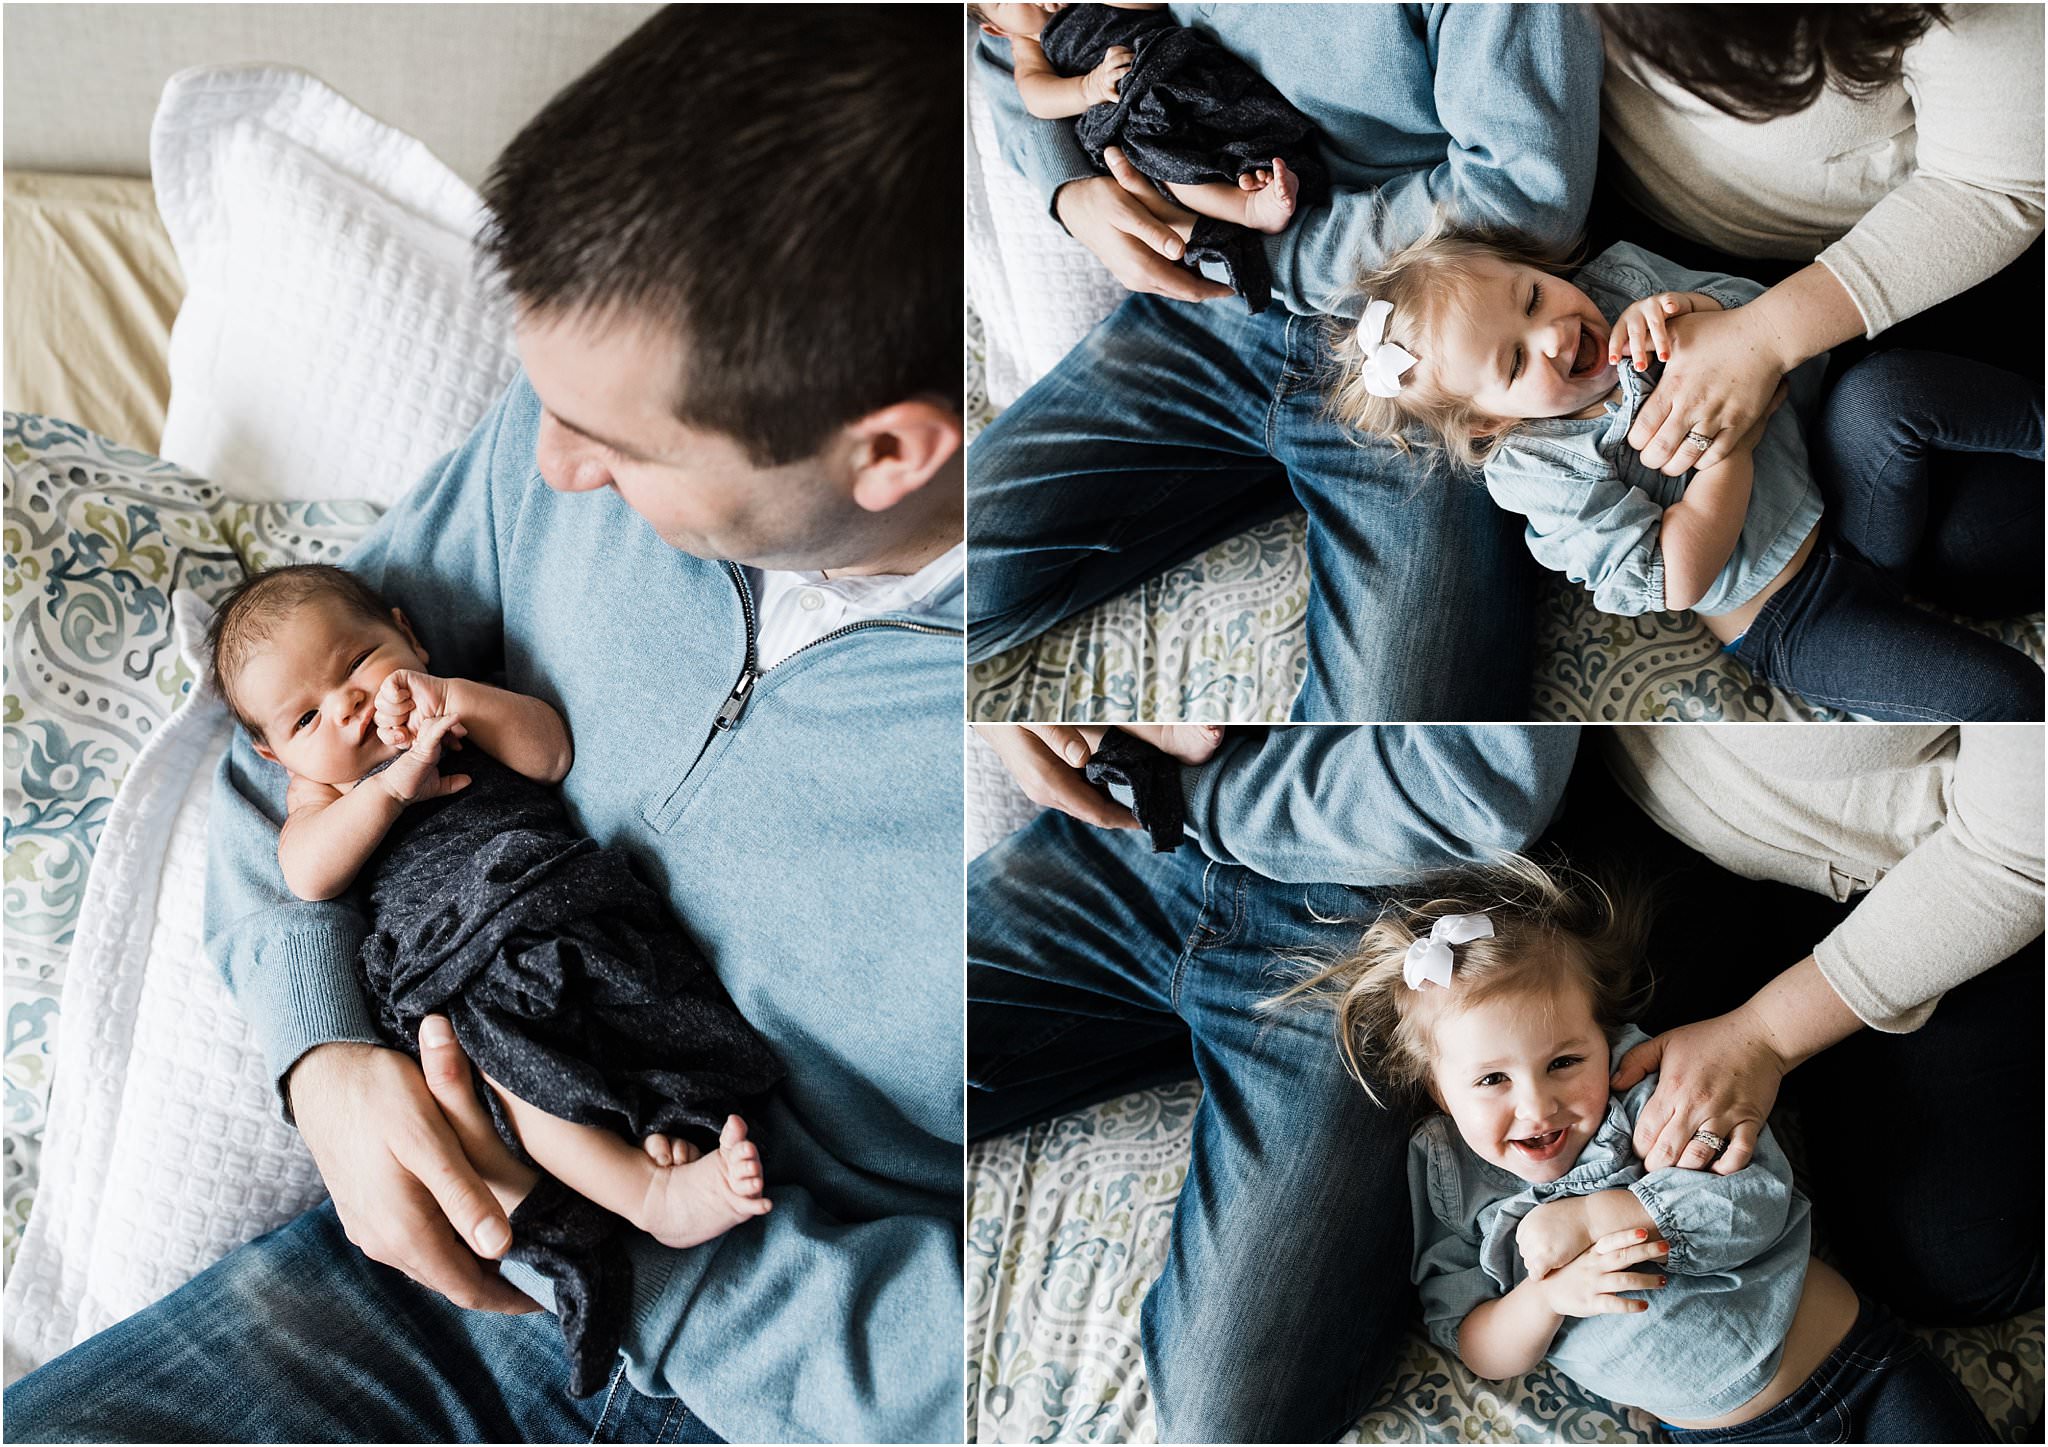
[517,308,874,571]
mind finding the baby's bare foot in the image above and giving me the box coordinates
[1118,724,1226,765]
[1241,157,1299,234]
[635,1115,770,1249]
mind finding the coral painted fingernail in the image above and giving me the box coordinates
[1635,1229,1647,1240]
[1659,1276,1669,1286]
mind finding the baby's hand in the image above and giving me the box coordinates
[1609,291,1717,371]
[1085,45,1133,106]
[1535,1229,1670,1319]
[375,670,461,749]
[374,712,471,807]
[1516,1196,1596,1277]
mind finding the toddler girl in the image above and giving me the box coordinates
[206,563,783,1395]
[1281,856,1991,1441]
[1328,222,2042,721]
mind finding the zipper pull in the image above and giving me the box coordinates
[714,668,755,731]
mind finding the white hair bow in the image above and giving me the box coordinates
[1354,298,1418,398]
[1403,913,1495,990]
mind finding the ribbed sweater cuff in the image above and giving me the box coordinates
[237,927,381,1120]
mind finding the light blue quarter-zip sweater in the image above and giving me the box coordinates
[203,374,964,1444]
[977,2,1603,318]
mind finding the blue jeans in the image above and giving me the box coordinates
[968,811,1414,1441]
[1662,1298,1993,1444]
[1728,350,2046,722]
[967,294,1536,719]
[5,1202,719,1444]
[1815,350,2046,621]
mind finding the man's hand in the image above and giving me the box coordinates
[1083,45,1133,106]
[1626,304,1788,475]
[1533,1229,1670,1318]
[1054,152,1233,304]
[374,712,471,808]
[1611,1003,1787,1175]
[287,1040,536,1313]
[417,1014,541,1220]
[981,724,1138,831]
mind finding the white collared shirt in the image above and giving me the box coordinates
[743,542,963,670]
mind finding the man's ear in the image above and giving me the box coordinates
[389,607,428,664]
[846,400,963,514]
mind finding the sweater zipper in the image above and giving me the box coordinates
[715,563,960,731]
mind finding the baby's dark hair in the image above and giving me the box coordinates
[1267,854,1649,1106]
[206,564,395,738]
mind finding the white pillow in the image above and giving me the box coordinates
[965,36,1127,409]
[152,64,521,505]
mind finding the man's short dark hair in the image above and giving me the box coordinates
[480,4,962,467]
[206,564,394,738]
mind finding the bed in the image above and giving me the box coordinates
[1,3,658,1374]
[963,35,2045,723]
[962,731,2045,1442]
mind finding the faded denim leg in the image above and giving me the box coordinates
[966,293,1534,719]
[968,812,1414,1441]
[5,1201,715,1445]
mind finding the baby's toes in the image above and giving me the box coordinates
[644,1134,676,1167]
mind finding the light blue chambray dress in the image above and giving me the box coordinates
[1481,243,1828,617]
[1410,1026,1813,1422]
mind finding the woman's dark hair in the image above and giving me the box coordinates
[1597,5,1947,122]
[480,5,961,467]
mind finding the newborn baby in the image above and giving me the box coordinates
[207,563,783,1395]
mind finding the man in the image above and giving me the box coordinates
[971,724,1580,1441]
[7,9,962,1443]
[968,5,1602,719]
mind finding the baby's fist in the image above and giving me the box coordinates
[1516,1198,1592,1278]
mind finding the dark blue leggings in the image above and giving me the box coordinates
[1730,351,2043,722]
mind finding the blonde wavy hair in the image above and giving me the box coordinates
[1267,854,1649,1107]
[1326,217,1578,473]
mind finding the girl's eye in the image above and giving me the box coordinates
[1549,1055,1584,1072]
[292,710,317,733]
[1476,1072,1507,1089]
[1527,280,1543,316]
[1509,346,1522,386]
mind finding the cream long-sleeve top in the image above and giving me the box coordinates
[1603,726,2044,1033]
[1601,2,2045,336]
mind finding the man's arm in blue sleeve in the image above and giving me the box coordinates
[1265,4,1603,317]
[974,31,1097,219]
[203,378,532,1109]
[1178,726,1579,886]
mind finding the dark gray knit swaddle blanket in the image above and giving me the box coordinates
[356,747,783,1396]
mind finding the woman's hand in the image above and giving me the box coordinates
[1627,304,1789,475]
[1534,1229,1670,1318]
[1611,1003,1789,1175]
